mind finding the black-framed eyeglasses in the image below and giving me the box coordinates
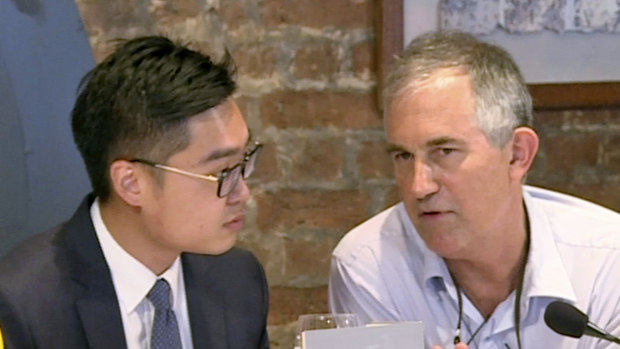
[130,142,262,198]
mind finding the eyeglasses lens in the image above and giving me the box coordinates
[219,144,262,197]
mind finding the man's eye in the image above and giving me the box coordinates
[440,148,456,155]
[392,152,413,161]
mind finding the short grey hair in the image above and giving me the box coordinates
[384,30,533,148]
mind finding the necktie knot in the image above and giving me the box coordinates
[147,279,173,311]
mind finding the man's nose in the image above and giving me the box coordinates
[227,176,251,204]
[408,161,439,200]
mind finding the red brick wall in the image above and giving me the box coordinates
[530,110,620,210]
[74,1,620,347]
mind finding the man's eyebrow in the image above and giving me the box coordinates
[203,148,242,163]
[386,143,408,154]
[198,129,252,164]
[426,136,462,147]
[385,137,463,154]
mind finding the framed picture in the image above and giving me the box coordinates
[377,0,620,109]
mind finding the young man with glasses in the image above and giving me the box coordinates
[0,36,268,349]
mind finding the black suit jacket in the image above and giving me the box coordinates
[0,195,269,348]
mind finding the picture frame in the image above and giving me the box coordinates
[376,0,620,109]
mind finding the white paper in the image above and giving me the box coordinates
[301,321,424,349]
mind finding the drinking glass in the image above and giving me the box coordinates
[294,313,361,349]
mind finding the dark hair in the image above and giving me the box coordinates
[72,36,237,201]
[384,30,532,147]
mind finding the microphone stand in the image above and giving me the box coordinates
[585,323,620,345]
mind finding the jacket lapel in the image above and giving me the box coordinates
[64,195,127,349]
[75,287,127,349]
[183,254,229,348]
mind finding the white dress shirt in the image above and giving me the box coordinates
[91,199,194,349]
[329,185,620,348]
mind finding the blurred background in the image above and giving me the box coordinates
[1,0,620,347]
[0,0,92,255]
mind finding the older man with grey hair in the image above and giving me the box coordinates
[329,30,620,349]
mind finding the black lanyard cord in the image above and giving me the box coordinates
[452,208,531,348]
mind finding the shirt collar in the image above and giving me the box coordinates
[522,186,576,303]
[90,198,183,314]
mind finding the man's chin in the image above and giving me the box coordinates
[418,229,464,257]
[187,237,237,256]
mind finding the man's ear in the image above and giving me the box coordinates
[109,160,144,207]
[509,127,539,182]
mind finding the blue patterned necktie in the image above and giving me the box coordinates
[147,279,183,349]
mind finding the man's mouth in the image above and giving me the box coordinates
[224,213,245,230]
[419,210,450,218]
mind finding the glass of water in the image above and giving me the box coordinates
[294,313,361,349]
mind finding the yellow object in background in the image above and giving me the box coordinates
[0,324,4,349]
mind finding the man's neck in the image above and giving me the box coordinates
[99,197,178,275]
[446,209,529,318]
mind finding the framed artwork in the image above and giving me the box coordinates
[377,0,620,109]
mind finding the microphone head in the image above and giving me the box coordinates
[544,301,588,338]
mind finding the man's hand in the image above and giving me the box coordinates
[432,343,469,349]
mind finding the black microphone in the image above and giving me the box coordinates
[544,300,620,344]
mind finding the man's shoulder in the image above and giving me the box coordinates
[0,225,65,279]
[526,185,619,215]
[332,203,409,261]
[526,186,620,222]
[0,223,73,312]
[0,195,94,279]
[525,185,620,246]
